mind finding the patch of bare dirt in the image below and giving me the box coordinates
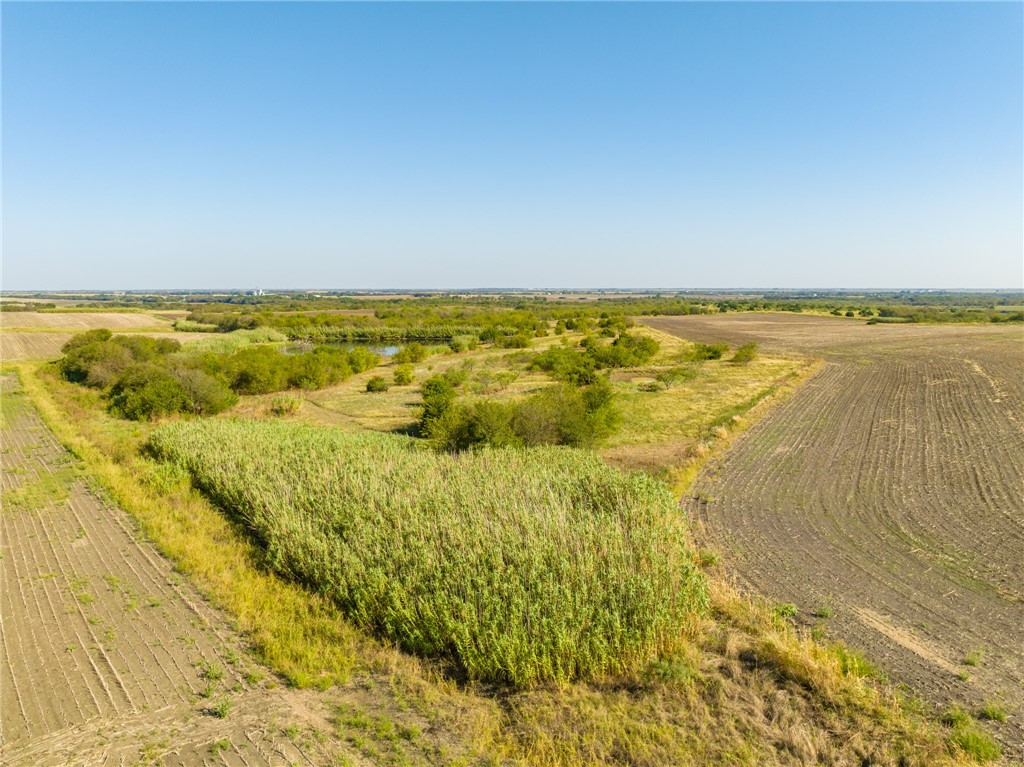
[0,378,340,765]
[648,314,1024,756]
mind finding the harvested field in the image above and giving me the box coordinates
[0,311,174,332]
[647,314,1024,754]
[0,377,337,766]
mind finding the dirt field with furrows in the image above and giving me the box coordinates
[646,314,1024,755]
[0,377,338,766]
[0,312,177,331]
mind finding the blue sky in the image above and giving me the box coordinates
[3,2,1021,290]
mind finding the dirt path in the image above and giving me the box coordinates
[646,315,1024,755]
[0,377,337,766]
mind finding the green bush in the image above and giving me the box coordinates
[687,342,729,361]
[493,332,533,349]
[268,396,302,416]
[530,347,598,385]
[112,335,181,361]
[656,365,699,388]
[585,333,659,368]
[366,376,390,393]
[427,378,619,451]
[448,335,479,353]
[393,342,429,364]
[530,333,659,384]
[58,329,377,419]
[172,368,238,415]
[393,364,415,386]
[59,332,184,386]
[60,328,112,355]
[347,346,379,374]
[730,342,759,364]
[419,373,460,433]
[204,345,375,395]
[108,365,190,421]
[60,340,133,386]
[148,420,709,687]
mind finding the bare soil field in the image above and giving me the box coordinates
[646,314,1024,754]
[0,312,175,331]
[0,377,337,766]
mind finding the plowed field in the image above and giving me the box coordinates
[0,312,174,331]
[646,314,1024,754]
[0,377,336,765]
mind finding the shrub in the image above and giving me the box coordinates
[268,396,302,417]
[347,346,379,374]
[59,331,185,386]
[687,342,729,361]
[393,342,429,364]
[428,378,619,451]
[393,365,414,386]
[207,345,373,395]
[448,335,479,353]
[222,347,290,394]
[656,365,699,388]
[419,373,460,432]
[66,341,134,386]
[730,342,759,364]
[586,333,659,368]
[112,335,181,361]
[366,376,390,393]
[494,333,533,349]
[530,347,598,385]
[172,368,238,415]
[427,400,519,451]
[60,328,112,355]
[531,333,659,383]
[60,340,131,385]
[58,330,376,418]
[148,420,709,687]
[108,365,191,421]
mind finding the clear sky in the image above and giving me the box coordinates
[3,1,1022,290]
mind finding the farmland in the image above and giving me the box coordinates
[2,296,1015,765]
[647,313,1024,756]
[0,309,209,362]
[0,376,340,766]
